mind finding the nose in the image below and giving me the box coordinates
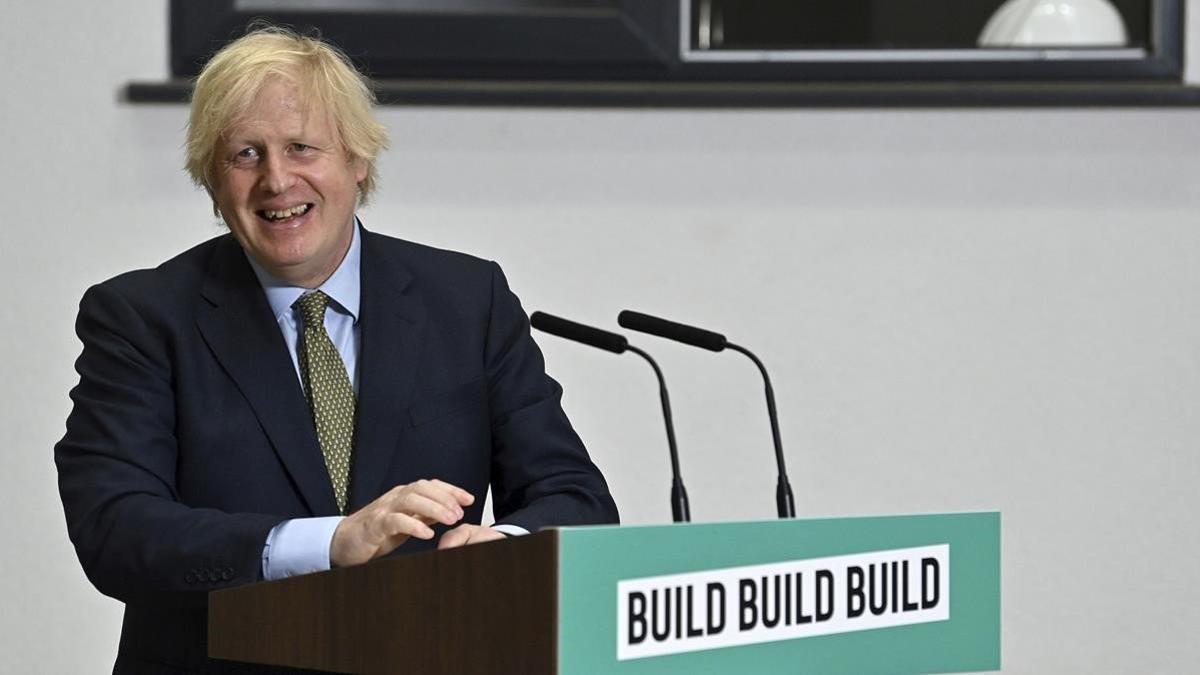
[260,151,296,194]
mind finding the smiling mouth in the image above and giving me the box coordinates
[257,203,313,222]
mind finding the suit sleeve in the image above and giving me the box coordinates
[54,282,283,607]
[481,262,619,531]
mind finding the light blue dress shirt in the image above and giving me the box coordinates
[249,223,524,581]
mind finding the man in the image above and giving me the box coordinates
[55,26,617,673]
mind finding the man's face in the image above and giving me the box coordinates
[211,78,367,288]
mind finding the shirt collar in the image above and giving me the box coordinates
[246,220,362,324]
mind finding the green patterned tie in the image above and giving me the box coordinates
[295,291,355,515]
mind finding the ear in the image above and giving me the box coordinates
[351,155,368,185]
[205,185,221,218]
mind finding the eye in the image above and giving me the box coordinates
[291,143,312,153]
[232,146,259,162]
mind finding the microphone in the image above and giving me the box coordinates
[528,311,628,354]
[530,311,691,523]
[617,310,797,519]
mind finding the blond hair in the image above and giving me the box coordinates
[185,25,389,206]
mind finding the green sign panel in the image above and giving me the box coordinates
[557,512,1000,674]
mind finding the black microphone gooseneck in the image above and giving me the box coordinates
[617,310,796,519]
[529,311,691,523]
[724,342,795,519]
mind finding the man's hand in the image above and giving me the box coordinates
[330,479,474,568]
[437,523,506,550]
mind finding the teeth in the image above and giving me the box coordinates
[263,204,310,220]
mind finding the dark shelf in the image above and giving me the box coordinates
[123,79,1200,108]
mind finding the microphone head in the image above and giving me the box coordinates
[531,311,629,354]
[617,310,727,352]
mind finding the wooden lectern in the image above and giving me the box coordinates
[210,530,559,674]
[211,514,1001,674]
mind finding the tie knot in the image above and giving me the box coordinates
[295,290,330,328]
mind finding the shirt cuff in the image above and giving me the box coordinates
[491,523,530,537]
[262,516,344,581]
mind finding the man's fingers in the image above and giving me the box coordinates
[470,527,506,545]
[331,513,423,568]
[397,492,462,526]
[392,480,470,520]
[412,480,472,512]
[438,524,473,550]
[333,480,475,568]
[438,525,506,550]
[429,479,476,506]
[383,512,434,541]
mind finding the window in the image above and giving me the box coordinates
[129,0,1189,105]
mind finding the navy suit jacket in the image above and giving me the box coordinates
[55,228,617,673]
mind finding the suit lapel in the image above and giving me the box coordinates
[195,236,339,516]
[349,230,427,509]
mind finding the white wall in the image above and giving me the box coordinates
[3,2,1199,672]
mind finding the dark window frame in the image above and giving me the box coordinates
[169,0,1183,82]
[169,0,678,81]
[675,0,1183,82]
[133,0,1194,106]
